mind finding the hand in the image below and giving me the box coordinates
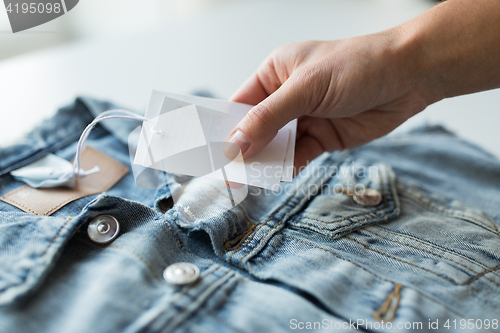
[227,33,430,174]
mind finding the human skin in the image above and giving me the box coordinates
[225,0,500,173]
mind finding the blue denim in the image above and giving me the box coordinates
[0,98,499,332]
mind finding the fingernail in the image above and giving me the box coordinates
[223,130,250,159]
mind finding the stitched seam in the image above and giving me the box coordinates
[45,159,128,215]
[368,228,500,281]
[227,154,345,262]
[175,270,232,317]
[224,221,258,251]
[109,244,161,282]
[0,218,73,293]
[284,235,393,282]
[140,265,222,329]
[1,148,129,215]
[401,187,499,235]
[238,207,290,268]
[288,211,391,234]
[227,177,312,263]
[286,173,393,235]
[1,194,38,214]
[401,184,496,228]
[39,217,72,257]
[464,265,500,286]
[374,226,495,271]
[168,265,222,306]
[360,230,480,274]
[46,148,128,215]
[290,176,389,225]
[346,236,459,284]
[163,268,230,330]
[231,161,343,265]
[229,159,388,267]
[373,283,402,322]
[283,235,464,317]
[359,230,500,287]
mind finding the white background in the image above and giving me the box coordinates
[0,0,499,158]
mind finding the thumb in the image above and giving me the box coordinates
[224,76,311,159]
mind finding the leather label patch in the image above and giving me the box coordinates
[1,147,129,216]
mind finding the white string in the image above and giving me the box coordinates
[60,109,163,182]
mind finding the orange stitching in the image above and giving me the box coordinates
[375,226,492,270]
[2,148,129,216]
[283,235,464,317]
[361,229,480,274]
[233,164,351,265]
[366,228,500,284]
[41,216,72,256]
[1,195,39,214]
[294,176,390,225]
[400,185,499,236]
[359,230,500,286]
[373,284,402,322]
[238,210,289,267]
[463,265,500,286]
[284,235,393,283]
[346,236,459,284]
[224,222,258,251]
[286,173,393,235]
[227,176,312,263]
[235,162,394,268]
[227,154,347,262]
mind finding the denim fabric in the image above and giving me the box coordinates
[0,98,499,332]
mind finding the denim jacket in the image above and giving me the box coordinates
[0,98,499,332]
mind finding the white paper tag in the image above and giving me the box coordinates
[136,91,297,181]
[134,92,297,191]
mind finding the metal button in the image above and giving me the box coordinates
[353,188,382,207]
[163,263,200,285]
[87,215,120,244]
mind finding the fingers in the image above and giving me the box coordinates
[225,74,314,159]
[230,73,269,105]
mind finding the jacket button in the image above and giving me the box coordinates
[87,215,120,244]
[163,263,200,285]
[353,188,382,207]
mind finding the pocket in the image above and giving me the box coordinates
[242,158,500,324]
[0,211,80,306]
[287,158,400,239]
[354,178,500,286]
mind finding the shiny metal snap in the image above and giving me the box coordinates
[353,188,382,207]
[163,263,200,285]
[87,215,120,244]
